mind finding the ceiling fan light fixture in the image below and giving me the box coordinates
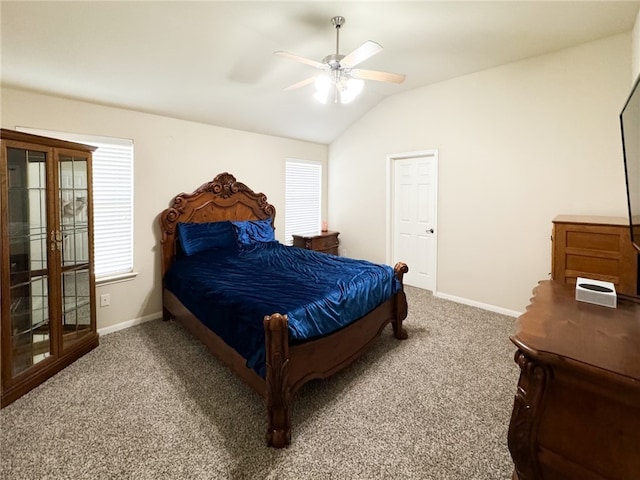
[277,15,404,104]
[339,77,364,104]
[313,91,329,104]
[313,74,332,104]
[314,73,364,105]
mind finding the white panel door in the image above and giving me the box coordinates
[392,152,437,291]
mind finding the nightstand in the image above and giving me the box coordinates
[292,231,340,255]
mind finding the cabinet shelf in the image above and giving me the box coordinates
[63,298,91,315]
[12,318,50,337]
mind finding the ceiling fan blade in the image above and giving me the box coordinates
[274,51,325,69]
[340,40,383,68]
[350,68,406,84]
[284,77,316,91]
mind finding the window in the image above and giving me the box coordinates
[285,159,321,245]
[16,127,134,282]
[89,139,134,280]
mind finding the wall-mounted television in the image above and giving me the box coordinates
[620,75,640,254]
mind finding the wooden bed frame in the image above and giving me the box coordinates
[159,172,409,447]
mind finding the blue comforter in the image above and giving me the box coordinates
[164,241,401,377]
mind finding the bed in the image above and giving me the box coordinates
[159,172,409,447]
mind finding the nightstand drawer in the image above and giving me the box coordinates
[292,231,340,255]
[309,235,339,251]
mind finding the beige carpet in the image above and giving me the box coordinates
[1,286,519,479]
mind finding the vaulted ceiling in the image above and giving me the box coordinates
[2,1,639,144]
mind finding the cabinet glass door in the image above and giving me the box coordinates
[6,147,51,376]
[58,153,92,350]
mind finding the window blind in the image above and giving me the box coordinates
[285,159,321,245]
[90,140,133,278]
[16,127,134,279]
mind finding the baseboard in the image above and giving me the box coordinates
[434,292,522,318]
[97,312,163,336]
[97,293,520,336]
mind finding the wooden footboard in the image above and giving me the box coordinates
[164,262,408,448]
[262,261,409,447]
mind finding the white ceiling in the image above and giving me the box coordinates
[2,1,639,144]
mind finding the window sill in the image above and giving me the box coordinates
[96,271,138,286]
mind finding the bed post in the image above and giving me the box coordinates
[392,262,409,340]
[263,313,291,448]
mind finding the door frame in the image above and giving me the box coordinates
[386,149,439,292]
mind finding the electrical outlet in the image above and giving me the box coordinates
[341,248,347,257]
[100,293,110,307]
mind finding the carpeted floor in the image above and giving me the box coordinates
[1,286,519,479]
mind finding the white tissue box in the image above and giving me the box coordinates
[575,277,617,308]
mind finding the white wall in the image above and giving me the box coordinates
[2,32,633,325]
[633,8,640,81]
[328,33,631,313]
[1,88,328,330]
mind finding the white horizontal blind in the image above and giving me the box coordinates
[16,127,134,279]
[285,159,321,245]
[90,141,133,278]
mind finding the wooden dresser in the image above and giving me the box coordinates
[292,231,340,255]
[552,215,639,298]
[508,281,640,480]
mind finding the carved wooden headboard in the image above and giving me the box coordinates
[159,172,276,278]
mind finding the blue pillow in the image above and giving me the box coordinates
[232,219,275,246]
[177,221,237,256]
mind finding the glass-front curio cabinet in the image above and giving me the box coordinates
[1,129,99,407]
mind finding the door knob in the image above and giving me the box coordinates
[426,228,434,234]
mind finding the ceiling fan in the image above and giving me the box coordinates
[274,16,406,104]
